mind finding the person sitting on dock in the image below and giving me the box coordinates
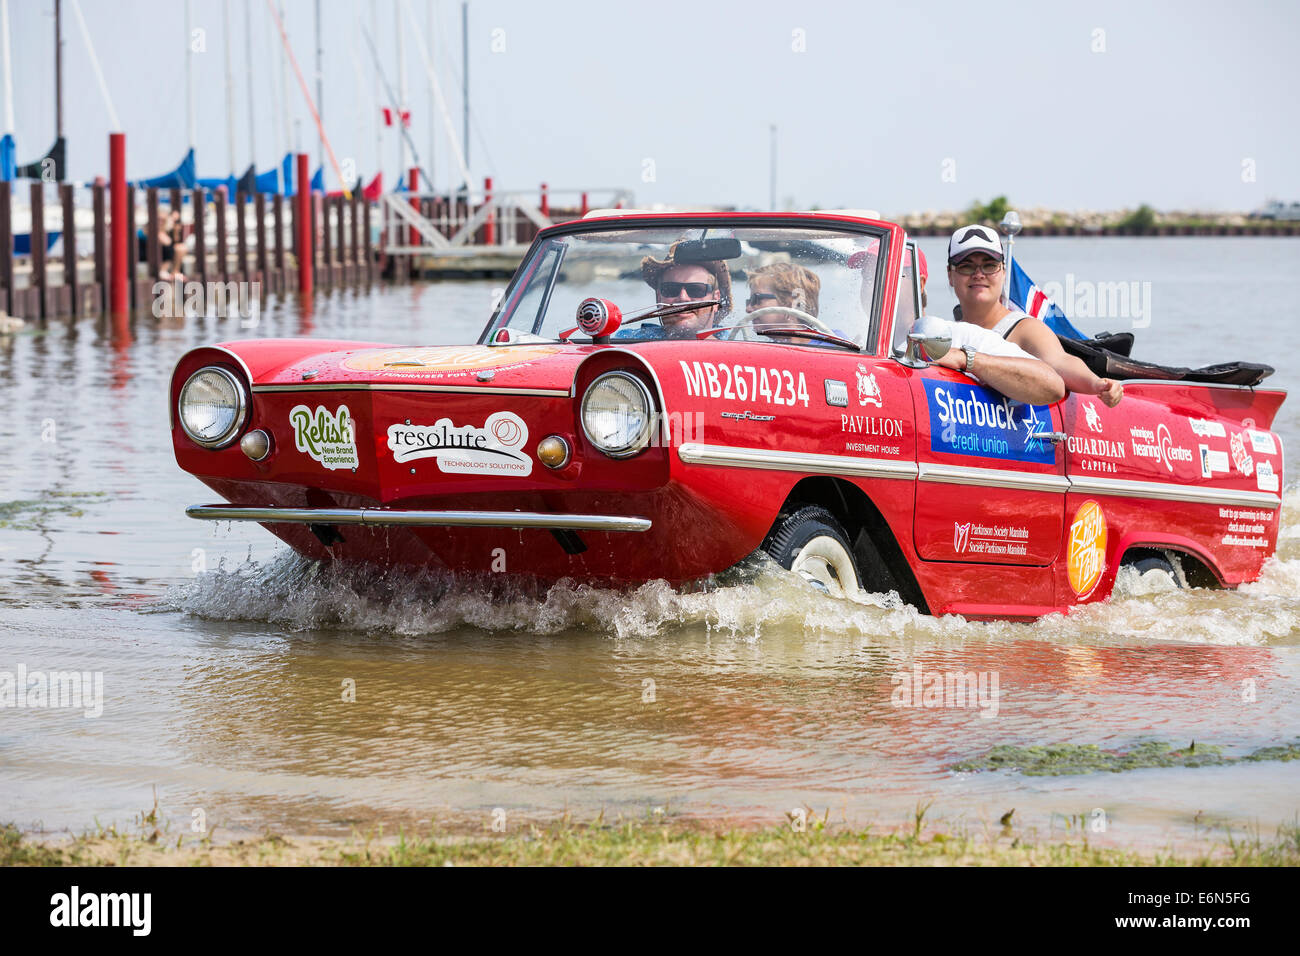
[947,224,1123,407]
[617,242,733,340]
[159,209,189,282]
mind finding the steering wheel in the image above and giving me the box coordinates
[724,306,836,340]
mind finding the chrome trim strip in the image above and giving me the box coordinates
[251,383,570,397]
[186,505,652,531]
[676,443,918,479]
[918,463,1071,492]
[1067,475,1282,509]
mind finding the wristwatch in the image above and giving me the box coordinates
[962,345,977,375]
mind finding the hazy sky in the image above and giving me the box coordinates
[8,0,1299,214]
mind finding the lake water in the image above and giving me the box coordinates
[2,237,1298,849]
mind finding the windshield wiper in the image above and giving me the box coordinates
[749,326,862,350]
[623,299,722,325]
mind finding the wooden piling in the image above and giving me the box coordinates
[0,182,11,316]
[193,188,206,283]
[92,183,106,313]
[30,183,47,318]
[335,196,345,282]
[215,189,228,282]
[273,193,286,292]
[146,188,161,279]
[321,196,332,287]
[60,183,79,316]
[235,191,248,281]
[362,196,372,283]
[255,192,268,287]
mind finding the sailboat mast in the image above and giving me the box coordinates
[245,0,256,168]
[185,0,196,148]
[396,0,408,179]
[314,0,323,178]
[461,0,467,176]
[55,0,63,138]
[224,0,236,175]
[1,0,14,134]
[427,0,435,193]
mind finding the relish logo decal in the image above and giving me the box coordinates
[1067,500,1107,597]
[290,404,358,470]
[856,365,882,408]
[387,411,532,475]
[923,380,1053,464]
[1229,431,1254,476]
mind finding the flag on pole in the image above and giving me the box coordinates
[1008,258,1086,339]
[381,107,411,128]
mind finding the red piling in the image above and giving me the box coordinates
[296,153,312,295]
[408,167,419,248]
[540,182,549,218]
[580,191,589,217]
[109,133,127,315]
[484,176,495,246]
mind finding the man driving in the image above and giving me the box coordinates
[618,242,733,340]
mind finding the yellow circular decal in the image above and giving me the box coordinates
[343,345,560,373]
[1067,500,1108,596]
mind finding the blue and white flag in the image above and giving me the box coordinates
[1008,258,1085,339]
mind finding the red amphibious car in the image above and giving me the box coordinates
[170,212,1285,619]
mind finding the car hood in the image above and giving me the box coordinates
[216,339,606,393]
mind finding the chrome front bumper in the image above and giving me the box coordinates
[185,505,652,532]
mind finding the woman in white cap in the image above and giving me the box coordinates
[948,224,1123,407]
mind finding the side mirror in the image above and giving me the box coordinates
[901,314,952,367]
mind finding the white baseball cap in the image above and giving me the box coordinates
[947,224,1003,264]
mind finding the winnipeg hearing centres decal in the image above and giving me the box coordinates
[387,411,532,475]
[290,404,359,470]
[1067,500,1108,597]
[923,380,1054,464]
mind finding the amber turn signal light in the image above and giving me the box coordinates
[536,435,571,469]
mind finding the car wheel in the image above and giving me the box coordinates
[1124,550,1182,586]
[763,505,863,599]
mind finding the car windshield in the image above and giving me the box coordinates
[481,221,889,350]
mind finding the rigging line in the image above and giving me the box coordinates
[359,21,434,192]
[430,12,498,178]
[69,0,119,130]
[265,0,349,197]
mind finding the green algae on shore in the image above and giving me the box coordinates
[951,739,1300,776]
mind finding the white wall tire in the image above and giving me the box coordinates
[763,505,863,600]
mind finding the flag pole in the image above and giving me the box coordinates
[998,209,1021,306]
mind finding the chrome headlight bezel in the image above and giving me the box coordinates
[580,371,654,459]
[178,365,249,449]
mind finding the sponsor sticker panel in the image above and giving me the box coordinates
[922,379,1054,466]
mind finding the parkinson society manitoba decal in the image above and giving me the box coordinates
[923,380,1054,465]
[1067,500,1108,597]
[387,411,532,475]
[290,404,359,470]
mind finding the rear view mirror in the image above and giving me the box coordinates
[674,238,742,261]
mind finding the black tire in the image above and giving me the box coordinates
[1124,550,1182,585]
[763,505,863,598]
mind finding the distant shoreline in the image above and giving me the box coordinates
[902,223,1300,237]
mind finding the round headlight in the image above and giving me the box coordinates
[178,366,248,448]
[581,371,654,459]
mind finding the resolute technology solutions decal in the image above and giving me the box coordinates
[923,380,1054,465]
[386,411,532,475]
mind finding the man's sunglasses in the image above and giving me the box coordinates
[951,261,1003,277]
[659,281,716,298]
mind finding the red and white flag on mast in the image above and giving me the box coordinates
[381,107,412,128]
